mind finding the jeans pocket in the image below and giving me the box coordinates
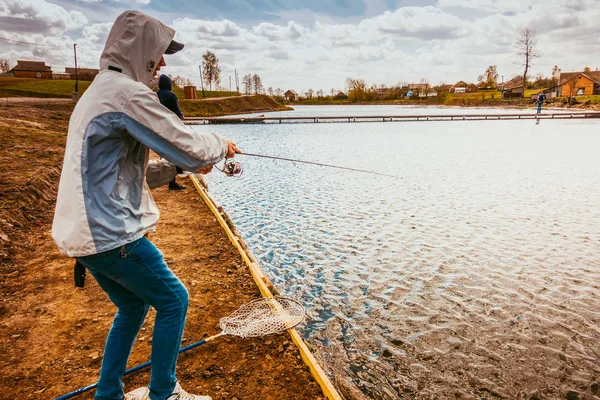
[127,238,164,265]
[78,253,124,281]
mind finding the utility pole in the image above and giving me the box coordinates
[234,69,239,94]
[73,43,79,98]
[198,64,205,98]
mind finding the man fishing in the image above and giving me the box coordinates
[52,9,239,400]
[537,91,546,114]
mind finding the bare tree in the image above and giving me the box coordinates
[242,74,252,94]
[275,88,283,97]
[252,74,262,94]
[0,57,10,73]
[516,28,538,97]
[267,87,274,96]
[172,75,185,88]
[202,50,221,91]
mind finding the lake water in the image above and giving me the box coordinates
[193,105,600,399]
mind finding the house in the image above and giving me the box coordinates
[376,87,392,96]
[407,83,429,94]
[10,60,52,79]
[556,71,600,97]
[451,81,468,93]
[284,89,298,102]
[65,67,99,81]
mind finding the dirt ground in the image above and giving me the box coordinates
[0,102,325,399]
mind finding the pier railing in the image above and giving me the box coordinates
[185,112,600,125]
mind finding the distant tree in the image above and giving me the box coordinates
[330,88,335,97]
[478,65,498,88]
[242,74,252,94]
[275,88,283,97]
[202,50,221,91]
[172,75,185,88]
[583,66,591,72]
[346,77,368,101]
[316,89,323,98]
[252,74,263,94]
[0,57,10,73]
[307,88,314,98]
[267,87,274,96]
[516,28,538,98]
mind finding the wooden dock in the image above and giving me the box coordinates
[185,112,600,125]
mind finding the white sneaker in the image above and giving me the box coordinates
[124,387,150,400]
[166,382,212,400]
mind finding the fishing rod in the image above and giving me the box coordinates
[215,152,399,178]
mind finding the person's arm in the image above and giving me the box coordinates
[172,93,184,120]
[122,85,228,171]
[146,158,177,189]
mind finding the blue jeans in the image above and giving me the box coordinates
[77,238,189,400]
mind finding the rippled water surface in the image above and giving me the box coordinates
[194,106,600,399]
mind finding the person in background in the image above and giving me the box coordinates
[52,9,239,400]
[537,91,547,114]
[156,74,187,190]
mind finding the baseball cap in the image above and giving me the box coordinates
[165,39,184,55]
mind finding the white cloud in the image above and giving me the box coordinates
[1,0,599,93]
[360,6,467,40]
[0,0,88,33]
[253,21,305,41]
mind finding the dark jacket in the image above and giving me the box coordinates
[156,74,183,119]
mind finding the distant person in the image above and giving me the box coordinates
[157,74,186,190]
[537,92,547,114]
[52,9,240,400]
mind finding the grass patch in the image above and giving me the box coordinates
[0,77,240,100]
[0,77,92,98]
[180,94,290,117]
[173,87,240,99]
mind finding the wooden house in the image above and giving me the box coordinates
[284,90,298,102]
[452,81,468,93]
[10,60,52,79]
[557,71,600,97]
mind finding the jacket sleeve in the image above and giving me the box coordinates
[146,158,177,189]
[123,85,228,171]
[171,92,184,120]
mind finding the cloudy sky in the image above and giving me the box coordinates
[0,0,599,93]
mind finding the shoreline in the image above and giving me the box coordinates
[287,98,600,111]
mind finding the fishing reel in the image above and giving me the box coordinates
[217,158,243,178]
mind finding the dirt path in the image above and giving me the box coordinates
[0,102,324,399]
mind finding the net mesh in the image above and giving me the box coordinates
[219,296,305,338]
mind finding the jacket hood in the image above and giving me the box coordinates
[158,74,172,91]
[99,10,175,87]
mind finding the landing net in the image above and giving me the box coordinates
[219,296,305,338]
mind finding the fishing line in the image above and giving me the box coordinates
[216,152,399,178]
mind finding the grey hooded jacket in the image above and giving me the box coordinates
[52,10,227,257]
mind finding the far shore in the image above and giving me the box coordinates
[286,97,600,111]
